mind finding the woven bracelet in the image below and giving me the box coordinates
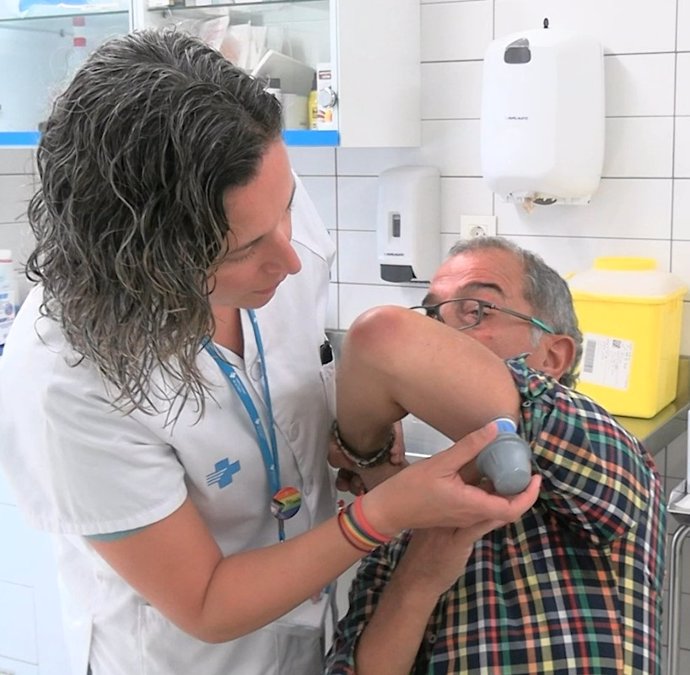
[337,509,376,553]
[331,420,395,469]
[337,496,393,553]
[350,495,392,545]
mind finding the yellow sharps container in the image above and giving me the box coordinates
[569,257,687,418]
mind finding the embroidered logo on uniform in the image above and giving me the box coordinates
[206,458,241,489]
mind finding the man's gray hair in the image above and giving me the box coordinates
[448,237,583,388]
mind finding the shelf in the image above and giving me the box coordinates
[0,7,128,24]
[0,132,41,147]
[283,129,338,146]
[148,0,326,22]
[0,129,338,148]
[149,0,323,10]
[615,357,690,455]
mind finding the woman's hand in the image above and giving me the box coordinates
[362,420,541,536]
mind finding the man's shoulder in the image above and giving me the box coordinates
[505,355,644,449]
[504,355,556,399]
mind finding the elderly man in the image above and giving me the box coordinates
[326,237,664,675]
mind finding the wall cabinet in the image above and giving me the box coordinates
[0,0,420,148]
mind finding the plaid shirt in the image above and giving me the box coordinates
[326,356,665,675]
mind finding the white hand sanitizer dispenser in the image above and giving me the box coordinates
[480,20,605,206]
[377,166,441,283]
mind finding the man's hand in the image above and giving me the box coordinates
[396,515,504,598]
[329,421,407,493]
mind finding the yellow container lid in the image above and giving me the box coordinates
[569,257,687,303]
[593,256,657,271]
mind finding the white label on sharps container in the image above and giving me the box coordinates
[579,333,633,390]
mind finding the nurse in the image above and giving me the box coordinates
[0,30,539,675]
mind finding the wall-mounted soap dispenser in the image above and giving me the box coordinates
[377,166,441,283]
[480,20,605,207]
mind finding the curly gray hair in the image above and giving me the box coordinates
[448,237,583,388]
[26,29,283,415]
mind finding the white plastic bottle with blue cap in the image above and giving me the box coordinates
[476,417,532,495]
[0,249,17,354]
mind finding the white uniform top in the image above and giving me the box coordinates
[0,180,337,675]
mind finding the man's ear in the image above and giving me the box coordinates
[535,334,576,382]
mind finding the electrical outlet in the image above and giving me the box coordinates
[460,215,497,239]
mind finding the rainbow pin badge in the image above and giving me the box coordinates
[271,486,302,520]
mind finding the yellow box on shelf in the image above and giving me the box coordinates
[569,257,687,418]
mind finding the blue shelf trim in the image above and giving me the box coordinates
[283,129,339,146]
[0,131,41,147]
[0,129,339,148]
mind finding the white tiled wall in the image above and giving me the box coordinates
[292,2,690,670]
[1,0,689,670]
[288,0,690,356]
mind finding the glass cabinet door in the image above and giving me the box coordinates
[0,1,130,146]
[136,0,334,145]
[134,0,420,148]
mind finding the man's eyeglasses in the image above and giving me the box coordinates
[409,297,555,334]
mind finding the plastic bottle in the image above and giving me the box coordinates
[0,249,17,353]
[308,74,318,130]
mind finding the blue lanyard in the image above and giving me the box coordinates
[204,310,281,504]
